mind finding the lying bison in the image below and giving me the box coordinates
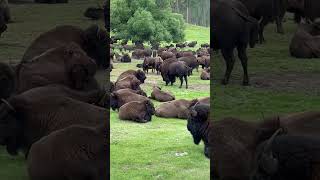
[200,68,210,80]
[252,131,320,180]
[17,43,98,93]
[0,90,107,157]
[21,25,108,69]
[27,124,108,180]
[210,111,320,180]
[117,69,146,83]
[149,86,175,102]
[119,100,155,123]
[114,75,141,91]
[120,53,131,63]
[155,99,198,119]
[212,0,258,85]
[110,90,149,111]
[290,21,320,58]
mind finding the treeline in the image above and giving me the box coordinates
[171,0,210,27]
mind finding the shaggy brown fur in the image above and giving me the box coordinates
[200,68,210,80]
[119,100,155,123]
[117,69,146,83]
[114,75,141,91]
[17,43,98,93]
[110,90,149,111]
[27,124,108,180]
[149,86,175,102]
[155,99,198,119]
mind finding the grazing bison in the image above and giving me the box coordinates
[120,53,131,63]
[21,25,108,69]
[155,99,198,119]
[117,69,146,83]
[0,62,15,99]
[119,100,155,123]
[142,57,156,74]
[167,61,192,89]
[0,92,107,156]
[252,131,320,180]
[149,86,175,102]
[289,22,320,58]
[187,103,211,157]
[200,68,210,80]
[84,7,104,20]
[210,111,320,180]
[212,0,259,85]
[17,43,98,93]
[114,75,141,91]
[27,124,108,180]
[160,51,175,60]
[110,90,149,111]
[155,57,163,75]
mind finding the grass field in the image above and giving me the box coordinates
[212,16,320,121]
[110,28,210,179]
[0,0,104,179]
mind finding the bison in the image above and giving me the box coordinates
[167,61,192,89]
[149,86,175,102]
[114,75,142,91]
[142,57,156,74]
[119,100,155,123]
[110,90,149,111]
[117,69,146,83]
[155,99,198,119]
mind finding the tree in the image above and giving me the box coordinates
[111,0,185,44]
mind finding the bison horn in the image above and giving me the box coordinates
[1,99,15,112]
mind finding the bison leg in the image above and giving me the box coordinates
[184,75,188,89]
[237,46,249,86]
[221,48,235,85]
[276,16,284,34]
[259,18,269,44]
[179,76,183,88]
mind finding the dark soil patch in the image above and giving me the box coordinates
[251,72,320,95]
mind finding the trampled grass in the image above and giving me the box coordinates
[110,26,210,179]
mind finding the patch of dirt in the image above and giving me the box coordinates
[251,72,320,95]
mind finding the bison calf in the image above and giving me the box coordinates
[119,100,155,123]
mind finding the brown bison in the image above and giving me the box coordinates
[289,21,320,58]
[114,88,147,97]
[0,90,107,157]
[200,68,210,80]
[117,69,146,83]
[17,42,98,93]
[27,124,108,180]
[142,57,156,74]
[114,75,141,91]
[21,25,108,69]
[110,90,149,111]
[155,57,163,75]
[155,99,198,119]
[167,61,192,89]
[119,100,155,123]
[209,111,320,180]
[149,86,175,102]
[160,51,175,60]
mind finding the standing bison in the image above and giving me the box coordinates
[212,0,259,85]
[21,25,108,69]
[167,61,191,89]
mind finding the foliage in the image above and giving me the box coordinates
[111,0,185,43]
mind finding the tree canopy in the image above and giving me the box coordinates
[111,0,185,43]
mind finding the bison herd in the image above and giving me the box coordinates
[213,0,320,86]
[0,6,109,178]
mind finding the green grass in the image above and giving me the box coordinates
[0,0,104,179]
[212,16,320,121]
[111,25,210,179]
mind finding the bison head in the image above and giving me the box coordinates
[187,103,210,145]
[84,25,109,69]
[251,129,285,180]
[0,62,15,99]
[144,100,155,122]
[110,92,118,111]
[135,70,146,83]
[64,43,97,90]
[0,98,23,156]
